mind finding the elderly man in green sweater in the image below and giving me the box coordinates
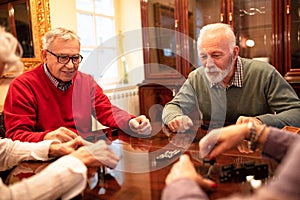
[162,23,300,132]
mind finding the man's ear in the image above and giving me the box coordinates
[41,49,47,61]
[233,46,239,59]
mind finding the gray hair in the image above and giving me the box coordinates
[42,27,80,50]
[0,27,24,76]
[197,23,236,53]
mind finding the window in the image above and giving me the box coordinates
[76,0,122,86]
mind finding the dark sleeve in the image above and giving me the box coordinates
[162,178,209,200]
[264,139,300,199]
[256,69,300,128]
[262,127,299,162]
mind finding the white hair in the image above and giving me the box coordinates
[197,23,236,54]
[0,27,24,77]
[42,27,80,50]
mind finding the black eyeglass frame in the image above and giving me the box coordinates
[46,49,83,64]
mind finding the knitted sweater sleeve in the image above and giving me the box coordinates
[0,139,52,170]
[4,75,50,142]
[0,155,87,200]
[255,68,300,128]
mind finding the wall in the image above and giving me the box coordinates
[116,0,144,85]
[49,0,78,31]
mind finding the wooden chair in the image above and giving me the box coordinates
[0,112,5,138]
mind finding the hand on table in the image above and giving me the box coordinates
[235,117,263,153]
[199,124,252,159]
[165,154,217,190]
[48,136,87,157]
[167,115,193,133]
[71,140,120,169]
[44,127,78,142]
[129,115,152,135]
[236,116,262,125]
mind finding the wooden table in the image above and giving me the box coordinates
[4,122,278,200]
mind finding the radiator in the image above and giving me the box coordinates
[105,87,140,116]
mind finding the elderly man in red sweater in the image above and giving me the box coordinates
[4,27,152,142]
[0,26,120,200]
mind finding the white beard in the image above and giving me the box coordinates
[205,56,234,84]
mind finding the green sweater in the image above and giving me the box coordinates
[162,57,300,128]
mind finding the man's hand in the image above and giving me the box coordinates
[236,116,262,125]
[129,115,152,135]
[165,155,216,190]
[44,127,78,142]
[71,140,120,169]
[199,123,267,159]
[48,136,86,157]
[236,116,262,153]
[167,115,193,132]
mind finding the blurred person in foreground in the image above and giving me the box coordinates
[162,23,300,132]
[0,27,119,200]
[4,27,151,142]
[162,122,300,200]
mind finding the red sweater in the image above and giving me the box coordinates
[4,64,134,142]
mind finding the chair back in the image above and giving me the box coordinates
[0,112,5,138]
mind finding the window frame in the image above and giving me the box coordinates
[76,0,123,87]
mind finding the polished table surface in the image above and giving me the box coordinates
[4,122,278,200]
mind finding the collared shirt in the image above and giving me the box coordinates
[211,56,243,89]
[43,63,72,91]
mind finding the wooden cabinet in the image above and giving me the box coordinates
[139,0,300,121]
[282,0,300,97]
[230,0,300,95]
[139,0,190,121]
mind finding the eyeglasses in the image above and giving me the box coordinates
[46,50,83,64]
